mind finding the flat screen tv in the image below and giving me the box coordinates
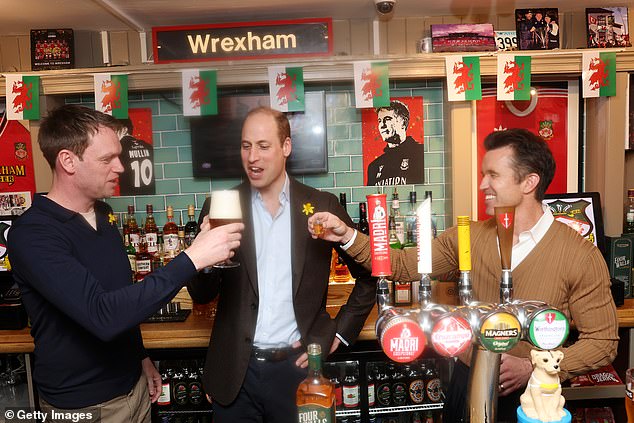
[190,91,327,178]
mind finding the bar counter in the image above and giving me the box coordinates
[2,299,634,354]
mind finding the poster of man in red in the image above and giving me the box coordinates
[0,101,36,215]
[362,96,425,186]
[475,83,578,220]
[116,108,155,196]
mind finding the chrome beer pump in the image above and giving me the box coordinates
[464,207,570,423]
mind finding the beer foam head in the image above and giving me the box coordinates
[208,190,242,219]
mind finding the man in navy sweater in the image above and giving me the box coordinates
[8,105,243,422]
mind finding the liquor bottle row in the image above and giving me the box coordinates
[324,359,444,413]
[154,359,212,420]
[122,205,199,282]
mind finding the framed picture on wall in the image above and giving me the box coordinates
[473,81,580,221]
[586,7,631,48]
[515,8,559,50]
[542,192,605,254]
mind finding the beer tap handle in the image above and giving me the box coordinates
[495,207,515,303]
[457,216,473,306]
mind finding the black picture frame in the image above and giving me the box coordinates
[190,91,328,178]
[515,8,559,50]
[543,192,605,255]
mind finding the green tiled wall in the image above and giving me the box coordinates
[68,81,449,231]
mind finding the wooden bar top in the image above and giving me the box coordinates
[2,297,634,354]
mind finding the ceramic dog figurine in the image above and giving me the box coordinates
[519,349,566,422]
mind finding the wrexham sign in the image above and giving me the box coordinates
[152,18,332,64]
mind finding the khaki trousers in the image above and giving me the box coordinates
[39,374,151,423]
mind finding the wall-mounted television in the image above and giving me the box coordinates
[190,91,328,178]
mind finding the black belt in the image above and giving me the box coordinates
[251,345,303,362]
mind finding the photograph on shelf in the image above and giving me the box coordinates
[30,29,74,71]
[586,7,631,48]
[430,24,496,52]
[515,8,559,50]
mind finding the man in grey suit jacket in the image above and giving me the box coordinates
[188,106,376,423]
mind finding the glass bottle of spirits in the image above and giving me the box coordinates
[163,205,179,258]
[296,343,336,423]
[391,188,405,244]
[332,193,351,283]
[124,232,136,280]
[625,188,634,234]
[153,232,165,271]
[144,204,159,256]
[135,231,152,283]
[177,226,187,254]
[388,216,402,250]
[402,191,417,249]
[127,205,140,250]
[357,202,369,235]
[184,205,199,247]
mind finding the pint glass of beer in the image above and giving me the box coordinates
[209,190,242,268]
[625,368,634,423]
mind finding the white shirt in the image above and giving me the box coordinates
[251,175,301,348]
[510,205,554,270]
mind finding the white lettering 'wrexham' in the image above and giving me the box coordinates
[94,74,128,118]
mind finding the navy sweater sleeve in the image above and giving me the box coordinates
[9,216,196,342]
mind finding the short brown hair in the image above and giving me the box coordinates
[38,104,122,169]
[243,106,291,145]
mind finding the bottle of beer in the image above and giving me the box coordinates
[326,363,343,411]
[145,204,159,256]
[390,364,408,407]
[127,205,140,250]
[357,202,369,235]
[625,188,634,234]
[187,366,203,408]
[135,231,152,283]
[423,361,443,404]
[163,206,179,258]
[157,367,172,411]
[184,205,199,247]
[171,367,189,409]
[296,343,336,422]
[342,363,360,410]
[366,363,375,409]
[375,363,391,408]
[407,363,425,405]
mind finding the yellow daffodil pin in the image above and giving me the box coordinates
[302,203,315,216]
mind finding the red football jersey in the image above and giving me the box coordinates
[0,113,36,196]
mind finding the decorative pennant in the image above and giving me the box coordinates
[5,75,40,120]
[497,54,531,101]
[582,51,616,98]
[182,69,218,116]
[353,61,390,108]
[445,56,482,101]
[268,66,305,112]
[94,74,128,118]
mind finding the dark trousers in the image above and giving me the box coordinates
[212,354,307,423]
[442,360,522,423]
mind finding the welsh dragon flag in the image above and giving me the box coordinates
[5,75,40,121]
[268,66,304,112]
[94,74,128,118]
[353,61,390,108]
[582,51,616,98]
[497,55,531,101]
[445,56,482,101]
[182,69,218,116]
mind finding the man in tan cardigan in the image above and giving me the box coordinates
[309,128,618,423]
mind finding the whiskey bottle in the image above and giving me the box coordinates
[163,205,179,258]
[123,232,136,280]
[296,343,336,423]
[184,205,199,247]
[127,205,140,250]
[134,231,152,283]
[144,204,159,256]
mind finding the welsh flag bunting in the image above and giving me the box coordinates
[497,54,531,101]
[5,75,40,120]
[268,66,304,112]
[182,69,218,116]
[582,51,616,98]
[445,56,482,101]
[94,74,128,118]
[353,61,390,108]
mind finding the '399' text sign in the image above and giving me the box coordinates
[152,18,332,64]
